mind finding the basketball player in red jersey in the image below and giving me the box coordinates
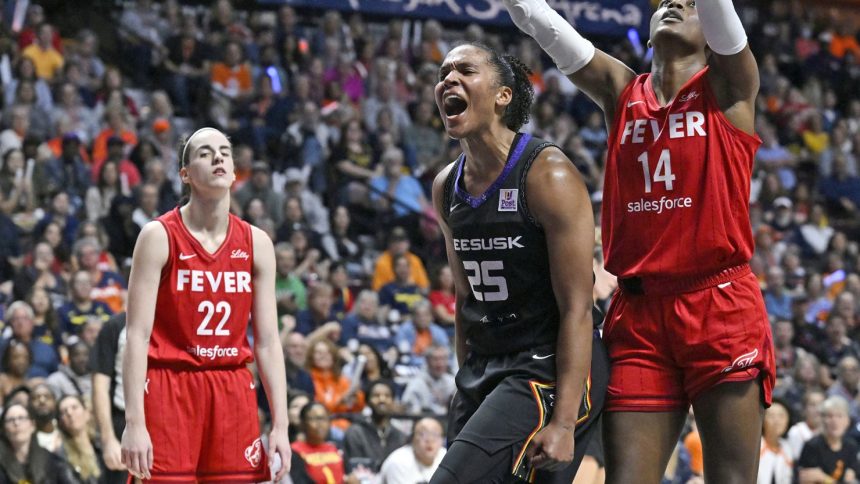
[505,0,775,483]
[120,127,290,482]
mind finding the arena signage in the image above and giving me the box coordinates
[266,0,649,35]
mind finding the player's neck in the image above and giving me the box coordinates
[459,127,517,182]
[650,55,706,105]
[182,195,231,233]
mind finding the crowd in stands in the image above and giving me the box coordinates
[0,0,857,482]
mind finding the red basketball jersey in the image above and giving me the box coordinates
[602,67,761,279]
[148,208,255,368]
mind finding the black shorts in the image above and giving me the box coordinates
[444,329,609,483]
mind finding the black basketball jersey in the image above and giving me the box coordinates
[443,133,560,356]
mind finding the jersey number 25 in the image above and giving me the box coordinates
[462,260,509,302]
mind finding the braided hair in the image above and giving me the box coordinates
[465,41,535,132]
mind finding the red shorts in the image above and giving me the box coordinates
[603,265,775,412]
[143,366,269,482]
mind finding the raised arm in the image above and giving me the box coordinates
[503,0,635,125]
[523,147,595,470]
[700,0,759,135]
[431,163,473,367]
[250,226,291,480]
[121,221,169,481]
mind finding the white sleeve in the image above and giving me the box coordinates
[697,0,747,56]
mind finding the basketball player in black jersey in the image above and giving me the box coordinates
[428,42,609,483]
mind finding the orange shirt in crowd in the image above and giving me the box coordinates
[309,368,365,417]
[371,251,430,291]
[91,129,138,164]
[210,63,252,94]
[830,33,860,60]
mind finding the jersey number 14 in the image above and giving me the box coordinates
[638,149,675,193]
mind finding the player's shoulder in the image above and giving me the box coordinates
[137,220,169,247]
[432,160,458,194]
[529,145,577,179]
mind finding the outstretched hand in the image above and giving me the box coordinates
[525,422,575,472]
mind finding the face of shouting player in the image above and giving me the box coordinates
[181,129,236,195]
[435,45,512,140]
[649,0,706,53]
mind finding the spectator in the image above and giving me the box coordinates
[787,390,825,460]
[91,136,142,189]
[89,313,128,484]
[46,134,92,210]
[328,262,354,319]
[290,402,346,483]
[0,403,71,483]
[427,265,456,337]
[363,78,411,133]
[282,332,315,398]
[343,379,408,475]
[4,57,54,114]
[377,417,446,484]
[369,147,428,224]
[757,399,793,484]
[818,315,860,371]
[209,41,254,128]
[340,290,395,354]
[379,254,424,324]
[295,283,340,339]
[330,119,377,209]
[31,383,62,453]
[46,341,92,401]
[0,342,31,399]
[0,301,59,378]
[56,394,103,484]
[130,183,160,229]
[85,160,123,222]
[0,148,35,220]
[287,392,312,443]
[58,270,113,342]
[394,299,449,366]
[162,27,211,117]
[371,226,430,291]
[307,337,365,422]
[819,154,860,219]
[827,356,860,421]
[275,242,308,315]
[90,108,138,166]
[283,167,330,235]
[797,396,859,484]
[401,344,456,417]
[26,287,61,348]
[21,23,64,81]
[342,343,395,394]
[0,105,31,156]
[321,205,364,279]
[72,237,126,314]
[233,161,284,225]
[11,241,66,305]
[765,266,795,321]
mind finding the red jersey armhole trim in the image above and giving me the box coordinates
[157,217,173,284]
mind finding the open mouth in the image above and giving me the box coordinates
[661,10,682,22]
[444,95,468,117]
[213,168,227,176]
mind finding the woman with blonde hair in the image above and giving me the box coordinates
[56,395,102,484]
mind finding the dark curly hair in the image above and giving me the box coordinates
[463,42,535,132]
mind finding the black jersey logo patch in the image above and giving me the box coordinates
[499,189,518,212]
